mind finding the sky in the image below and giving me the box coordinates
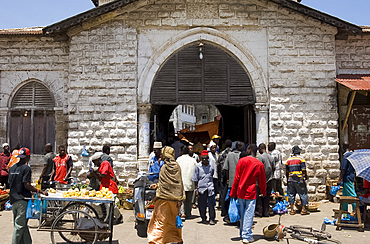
[0,0,369,29]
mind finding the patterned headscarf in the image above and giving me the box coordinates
[155,146,185,201]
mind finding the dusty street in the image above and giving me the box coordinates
[0,201,369,244]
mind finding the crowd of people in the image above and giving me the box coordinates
[146,135,310,244]
[1,142,119,244]
[2,137,368,244]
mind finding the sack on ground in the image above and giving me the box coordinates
[228,198,240,223]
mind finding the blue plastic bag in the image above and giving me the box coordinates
[81,146,89,157]
[330,185,341,196]
[176,215,183,229]
[323,217,337,225]
[5,200,12,210]
[26,194,41,219]
[228,198,240,223]
[225,188,231,201]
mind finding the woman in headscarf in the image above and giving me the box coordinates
[147,146,185,244]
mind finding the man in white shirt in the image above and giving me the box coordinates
[177,145,197,219]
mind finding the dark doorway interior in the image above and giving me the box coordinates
[149,105,255,151]
[150,42,256,150]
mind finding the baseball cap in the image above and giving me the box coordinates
[17,147,30,158]
[211,135,221,139]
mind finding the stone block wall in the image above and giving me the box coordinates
[120,0,339,198]
[0,0,347,196]
[67,22,138,186]
[0,35,69,150]
[336,34,370,73]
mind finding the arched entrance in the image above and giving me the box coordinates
[150,42,256,148]
[8,80,56,154]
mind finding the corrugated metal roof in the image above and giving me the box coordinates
[336,74,370,91]
[0,27,44,35]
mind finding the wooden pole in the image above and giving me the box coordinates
[342,91,356,133]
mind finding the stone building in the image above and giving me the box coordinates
[0,0,369,199]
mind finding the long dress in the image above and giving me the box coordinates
[147,146,185,244]
[147,199,182,244]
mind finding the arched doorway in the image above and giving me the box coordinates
[150,42,256,148]
[9,80,56,154]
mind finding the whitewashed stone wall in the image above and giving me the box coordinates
[336,35,370,75]
[0,35,69,182]
[0,0,347,196]
[66,22,138,185]
[123,0,339,199]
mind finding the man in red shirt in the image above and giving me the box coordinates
[230,144,266,244]
[90,153,118,194]
[0,143,11,188]
[51,145,73,184]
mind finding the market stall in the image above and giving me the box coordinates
[37,187,115,244]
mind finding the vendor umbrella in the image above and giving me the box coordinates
[347,149,370,182]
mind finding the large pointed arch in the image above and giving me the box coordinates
[138,27,268,105]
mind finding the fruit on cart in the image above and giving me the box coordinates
[48,188,57,193]
[61,187,113,198]
[118,185,133,194]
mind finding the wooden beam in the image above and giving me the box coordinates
[342,91,356,133]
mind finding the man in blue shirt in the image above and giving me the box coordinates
[148,142,164,182]
[338,145,356,212]
[192,150,216,225]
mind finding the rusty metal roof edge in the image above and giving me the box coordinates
[43,0,139,35]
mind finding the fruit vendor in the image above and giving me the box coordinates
[90,153,118,194]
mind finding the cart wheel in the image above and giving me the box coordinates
[61,202,99,219]
[50,210,98,244]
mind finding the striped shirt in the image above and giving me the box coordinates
[286,156,306,182]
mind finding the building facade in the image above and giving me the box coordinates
[0,0,369,199]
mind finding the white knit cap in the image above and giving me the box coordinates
[91,152,102,161]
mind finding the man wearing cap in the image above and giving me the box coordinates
[286,146,309,215]
[193,150,216,225]
[8,147,48,244]
[0,143,11,188]
[90,153,118,194]
[39,143,56,190]
[90,153,120,223]
[208,135,221,153]
[148,142,164,182]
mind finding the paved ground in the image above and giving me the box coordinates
[0,201,369,244]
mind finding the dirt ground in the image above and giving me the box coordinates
[0,201,369,244]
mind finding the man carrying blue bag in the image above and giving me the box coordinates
[8,147,48,244]
[229,144,266,244]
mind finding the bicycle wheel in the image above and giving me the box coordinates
[289,225,332,239]
[291,233,342,244]
[50,210,98,244]
[62,202,99,219]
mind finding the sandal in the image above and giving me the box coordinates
[290,211,296,215]
[300,210,310,215]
